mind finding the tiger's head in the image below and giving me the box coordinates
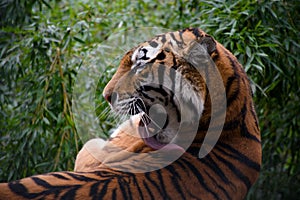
[103,28,260,155]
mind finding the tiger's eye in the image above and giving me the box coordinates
[163,47,171,52]
[149,41,159,48]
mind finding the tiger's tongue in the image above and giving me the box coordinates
[144,136,166,150]
[138,118,184,154]
[138,119,165,150]
[138,120,166,150]
[140,127,185,154]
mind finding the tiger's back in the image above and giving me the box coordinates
[0,28,261,200]
[0,151,257,200]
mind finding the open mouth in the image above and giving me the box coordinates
[122,97,170,150]
[138,114,167,150]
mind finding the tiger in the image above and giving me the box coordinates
[0,28,261,200]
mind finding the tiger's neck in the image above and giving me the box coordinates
[186,42,261,158]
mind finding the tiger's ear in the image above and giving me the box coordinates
[198,35,216,55]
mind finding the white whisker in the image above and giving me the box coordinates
[97,107,112,119]
[135,103,163,132]
[94,100,107,109]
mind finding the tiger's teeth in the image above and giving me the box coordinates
[148,127,155,132]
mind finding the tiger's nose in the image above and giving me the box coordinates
[104,93,112,103]
[103,92,118,104]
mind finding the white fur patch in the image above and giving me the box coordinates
[131,44,162,70]
[110,113,142,138]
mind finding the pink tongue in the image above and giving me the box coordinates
[138,118,165,150]
[143,135,185,154]
[139,122,185,153]
[144,136,166,150]
[138,116,185,153]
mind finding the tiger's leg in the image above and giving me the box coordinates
[74,114,150,172]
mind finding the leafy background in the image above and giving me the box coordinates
[0,0,299,199]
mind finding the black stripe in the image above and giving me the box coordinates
[31,176,76,198]
[226,84,240,108]
[241,119,260,143]
[223,51,241,108]
[165,164,187,200]
[51,173,70,180]
[178,30,186,45]
[212,151,252,191]
[240,102,261,143]
[147,52,166,64]
[160,34,166,43]
[155,170,171,199]
[175,157,188,170]
[138,85,171,106]
[171,53,179,69]
[156,51,166,60]
[92,181,109,200]
[225,76,236,97]
[8,181,39,199]
[31,176,76,190]
[66,172,98,182]
[32,176,53,188]
[181,157,221,200]
[94,170,120,177]
[112,188,117,200]
[204,170,231,200]
[118,178,130,200]
[139,85,168,96]
[143,180,155,200]
[149,41,158,48]
[174,159,201,199]
[61,186,79,200]
[138,89,155,102]
[223,118,240,131]
[187,145,201,156]
[144,172,165,197]
[191,28,202,38]
[216,142,261,172]
[201,154,231,184]
[220,109,260,143]
[132,175,145,200]
[90,182,100,199]
[169,32,183,48]
[165,160,181,179]
[157,65,166,86]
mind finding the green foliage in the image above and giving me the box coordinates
[0,0,299,198]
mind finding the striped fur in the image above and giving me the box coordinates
[0,28,261,200]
